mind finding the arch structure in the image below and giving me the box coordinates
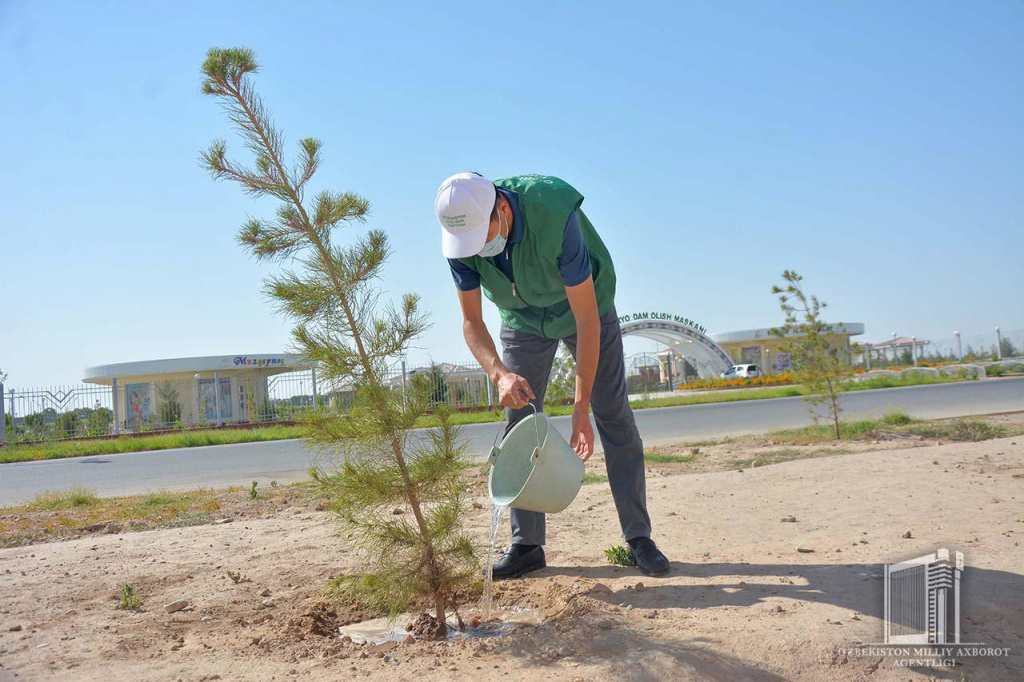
[619,317,731,379]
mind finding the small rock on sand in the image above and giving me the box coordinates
[902,531,913,539]
[258,588,271,597]
[589,583,613,595]
[8,625,23,632]
[634,582,646,592]
[369,641,399,655]
[164,600,189,614]
[781,516,797,523]
[214,518,233,524]
[796,546,814,553]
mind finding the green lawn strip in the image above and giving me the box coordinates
[0,373,979,464]
[0,425,305,464]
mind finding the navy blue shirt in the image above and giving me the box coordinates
[448,187,591,291]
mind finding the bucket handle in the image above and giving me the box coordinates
[486,403,543,466]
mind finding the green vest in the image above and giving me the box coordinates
[457,175,617,339]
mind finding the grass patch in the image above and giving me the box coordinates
[630,385,803,409]
[0,425,305,464]
[767,412,917,445]
[908,419,1008,442]
[29,487,100,510]
[0,482,315,548]
[846,374,962,391]
[583,473,608,485]
[604,545,636,567]
[142,489,187,506]
[644,451,695,464]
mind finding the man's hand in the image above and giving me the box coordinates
[571,402,595,461]
[496,371,535,409]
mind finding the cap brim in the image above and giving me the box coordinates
[441,222,488,259]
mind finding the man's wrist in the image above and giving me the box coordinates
[489,364,509,385]
[573,399,590,413]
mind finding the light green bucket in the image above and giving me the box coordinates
[487,407,586,514]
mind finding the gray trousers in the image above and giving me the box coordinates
[500,306,651,546]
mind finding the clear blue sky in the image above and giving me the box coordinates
[2,1,1021,386]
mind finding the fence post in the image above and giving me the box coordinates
[401,360,408,405]
[112,378,120,435]
[0,382,5,445]
[213,372,222,426]
[486,373,494,407]
[311,367,318,407]
[995,327,1002,360]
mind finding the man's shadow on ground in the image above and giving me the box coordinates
[520,562,1023,680]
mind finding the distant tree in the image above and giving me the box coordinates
[771,270,849,440]
[56,411,81,438]
[200,47,476,637]
[155,381,183,427]
[998,336,1020,359]
[546,345,577,407]
[417,363,450,406]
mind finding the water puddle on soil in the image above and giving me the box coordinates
[338,605,540,644]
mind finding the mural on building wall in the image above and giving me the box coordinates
[125,383,151,427]
[199,378,233,421]
[776,353,791,372]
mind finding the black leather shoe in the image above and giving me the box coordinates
[492,544,546,580]
[628,537,670,577]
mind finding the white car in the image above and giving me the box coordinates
[722,364,760,379]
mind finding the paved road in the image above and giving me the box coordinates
[1,377,1021,506]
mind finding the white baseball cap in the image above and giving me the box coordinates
[434,172,496,258]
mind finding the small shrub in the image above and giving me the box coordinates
[605,545,636,567]
[249,481,258,499]
[945,420,1005,442]
[118,584,142,611]
[30,487,100,510]
[227,570,250,584]
[881,411,913,426]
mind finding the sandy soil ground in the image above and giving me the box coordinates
[1,431,1021,681]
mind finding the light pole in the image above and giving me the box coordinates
[954,331,962,361]
[911,336,918,366]
[995,327,1002,360]
[891,332,897,365]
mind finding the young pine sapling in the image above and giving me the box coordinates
[200,47,476,637]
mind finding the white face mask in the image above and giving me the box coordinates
[476,210,507,258]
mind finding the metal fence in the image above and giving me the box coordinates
[855,328,1024,368]
[0,360,498,446]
